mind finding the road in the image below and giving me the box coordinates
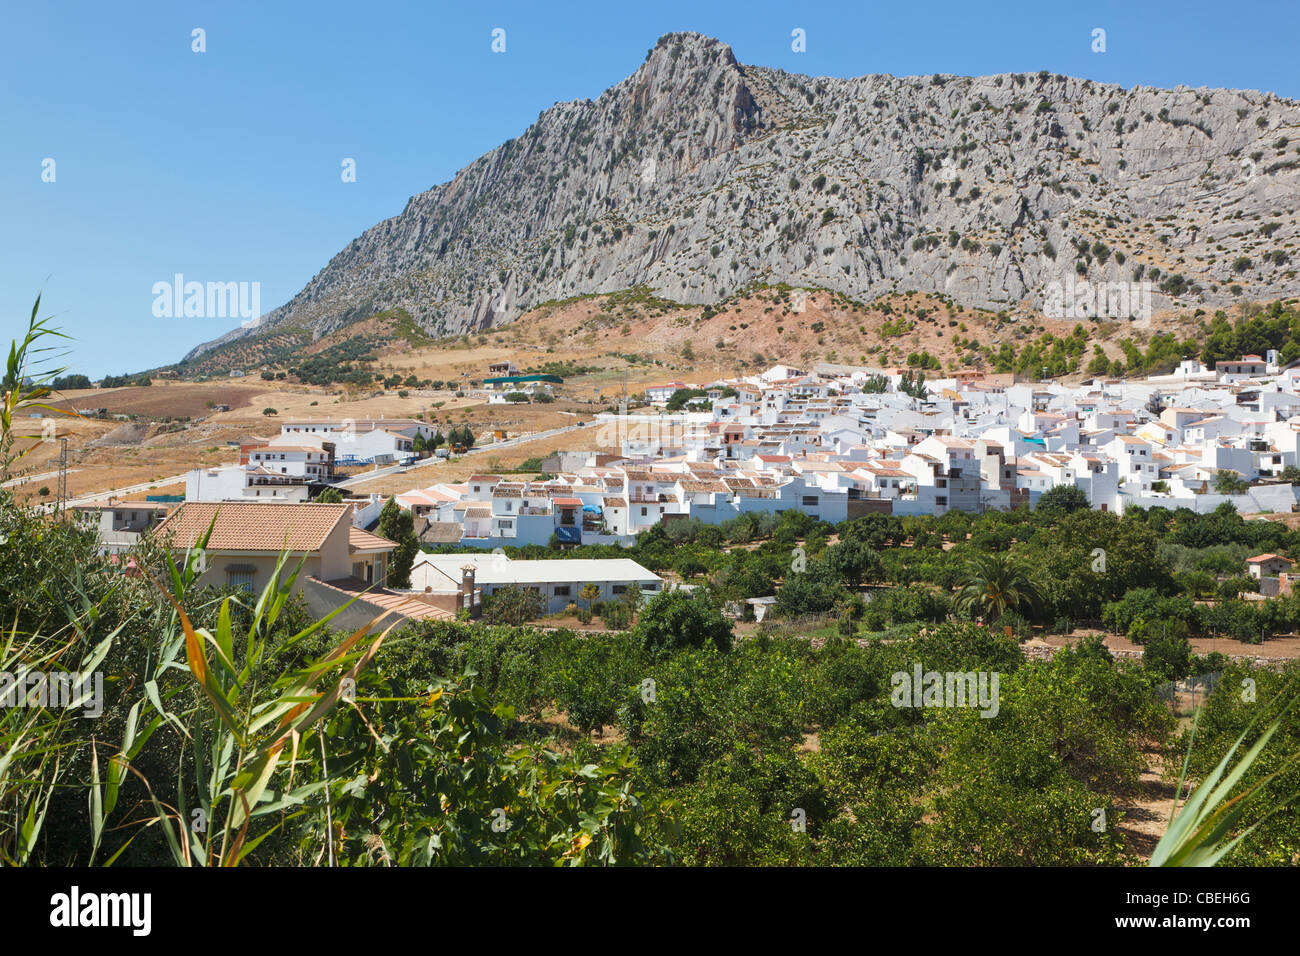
[52,419,594,503]
[335,421,591,489]
[2,468,81,489]
[64,473,189,507]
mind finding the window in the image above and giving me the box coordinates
[641,507,647,516]
[226,569,255,593]
[554,585,571,597]
[612,584,627,595]
[936,496,948,506]
[801,495,818,506]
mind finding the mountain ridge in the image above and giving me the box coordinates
[185,31,1300,362]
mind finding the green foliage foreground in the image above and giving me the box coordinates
[2,484,1299,865]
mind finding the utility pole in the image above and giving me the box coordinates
[55,437,68,516]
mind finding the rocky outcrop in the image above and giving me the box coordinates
[187,32,1300,360]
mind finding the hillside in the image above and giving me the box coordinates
[186,31,1300,363]
[180,281,1219,388]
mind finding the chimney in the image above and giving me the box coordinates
[461,565,476,608]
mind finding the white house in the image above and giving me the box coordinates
[407,553,662,615]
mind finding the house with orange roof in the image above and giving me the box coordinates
[151,501,456,629]
[153,501,370,591]
[1247,553,1294,580]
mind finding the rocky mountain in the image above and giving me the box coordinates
[187,31,1300,360]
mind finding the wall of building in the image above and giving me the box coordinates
[479,578,661,615]
[195,554,323,596]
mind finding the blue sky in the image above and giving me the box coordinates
[3,0,1298,378]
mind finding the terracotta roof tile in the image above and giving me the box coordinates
[152,502,349,552]
[314,576,454,621]
[679,480,729,492]
[349,527,396,552]
[419,521,464,544]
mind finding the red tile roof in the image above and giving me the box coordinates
[153,502,349,552]
[349,527,396,552]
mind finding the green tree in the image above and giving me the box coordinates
[1035,484,1090,517]
[481,584,545,625]
[1213,470,1248,495]
[774,559,847,618]
[826,538,884,586]
[1026,509,1176,622]
[631,589,733,659]
[319,674,661,864]
[899,370,929,400]
[1142,623,1194,681]
[956,552,1042,622]
[551,632,639,736]
[915,640,1169,865]
[665,388,708,411]
[376,497,418,588]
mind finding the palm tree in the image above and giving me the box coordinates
[956,552,1042,622]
